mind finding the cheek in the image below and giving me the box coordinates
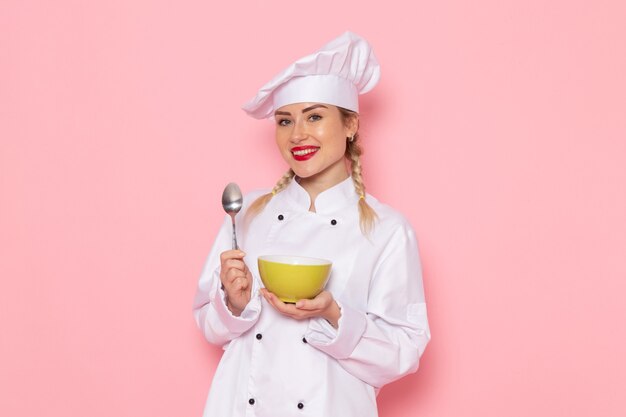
[316,124,343,144]
[275,132,289,152]
[335,141,347,157]
[322,127,347,154]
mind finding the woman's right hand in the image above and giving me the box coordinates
[219,250,252,316]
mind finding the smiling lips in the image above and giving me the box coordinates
[291,146,320,161]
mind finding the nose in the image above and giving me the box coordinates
[289,118,307,143]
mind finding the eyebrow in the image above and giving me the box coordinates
[302,104,328,113]
[274,104,329,117]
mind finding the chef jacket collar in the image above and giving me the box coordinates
[282,176,358,215]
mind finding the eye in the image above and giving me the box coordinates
[277,118,291,126]
[308,113,322,122]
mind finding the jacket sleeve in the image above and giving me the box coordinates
[304,222,431,388]
[192,214,262,347]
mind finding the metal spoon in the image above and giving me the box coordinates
[221,182,243,250]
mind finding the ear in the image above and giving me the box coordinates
[344,113,359,137]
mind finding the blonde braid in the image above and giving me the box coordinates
[244,169,295,226]
[347,136,378,235]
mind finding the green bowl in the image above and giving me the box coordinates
[258,255,332,303]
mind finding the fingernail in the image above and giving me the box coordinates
[295,301,303,308]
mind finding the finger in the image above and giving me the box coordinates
[220,250,246,263]
[261,288,276,306]
[224,259,246,272]
[233,277,249,291]
[269,295,304,316]
[262,290,285,311]
[295,298,321,310]
[225,268,246,285]
[296,290,330,310]
[261,290,310,320]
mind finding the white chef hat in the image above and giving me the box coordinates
[242,31,380,119]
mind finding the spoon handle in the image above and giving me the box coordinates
[230,216,238,250]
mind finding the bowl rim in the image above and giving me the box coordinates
[258,254,332,266]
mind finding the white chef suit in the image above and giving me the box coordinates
[193,176,430,417]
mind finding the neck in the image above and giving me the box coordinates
[297,167,350,212]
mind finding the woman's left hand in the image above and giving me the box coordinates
[261,289,342,328]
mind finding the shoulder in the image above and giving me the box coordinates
[230,188,272,222]
[365,193,417,240]
[242,188,272,208]
[363,195,422,266]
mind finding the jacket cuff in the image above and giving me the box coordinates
[304,301,367,359]
[212,270,261,334]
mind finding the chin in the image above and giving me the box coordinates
[291,167,318,179]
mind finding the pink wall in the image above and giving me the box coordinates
[1,1,625,416]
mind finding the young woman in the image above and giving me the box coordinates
[193,31,430,417]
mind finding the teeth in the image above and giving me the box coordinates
[292,148,318,156]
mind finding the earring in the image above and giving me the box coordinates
[348,134,355,142]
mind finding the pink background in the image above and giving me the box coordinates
[1,1,625,416]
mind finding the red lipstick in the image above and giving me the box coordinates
[291,146,320,161]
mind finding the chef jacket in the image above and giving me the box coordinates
[193,176,430,417]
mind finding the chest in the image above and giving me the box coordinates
[240,205,382,308]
